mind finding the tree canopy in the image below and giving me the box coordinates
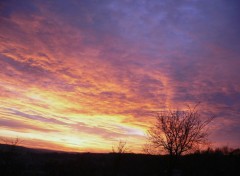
[147,105,214,156]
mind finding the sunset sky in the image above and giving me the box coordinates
[0,0,240,153]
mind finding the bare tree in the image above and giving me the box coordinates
[0,137,23,152]
[147,105,214,156]
[111,140,131,175]
[0,137,22,146]
[112,140,130,154]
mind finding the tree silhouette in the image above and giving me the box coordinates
[0,137,22,152]
[112,140,130,154]
[147,105,214,156]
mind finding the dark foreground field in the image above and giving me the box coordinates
[0,144,239,176]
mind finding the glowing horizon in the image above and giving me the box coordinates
[0,0,240,153]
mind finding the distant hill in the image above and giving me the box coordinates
[0,143,62,154]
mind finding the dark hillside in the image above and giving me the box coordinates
[0,144,239,176]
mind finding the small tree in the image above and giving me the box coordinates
[112,140,130,154]
[111,140,130,175]
[0,137,22,152]
[0,137,22,146]
[147,105,214,156]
